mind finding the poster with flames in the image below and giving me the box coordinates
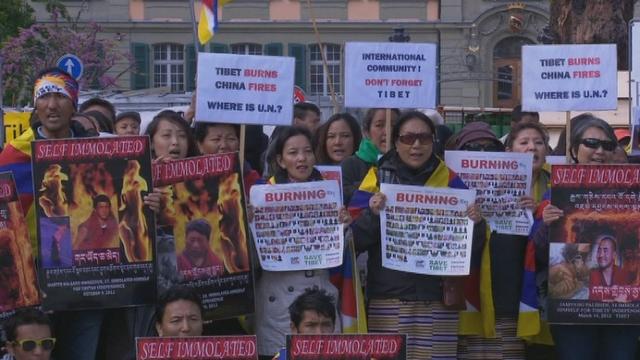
[31,136,156,311]
[549,164,640,324]
[0,172,39,318]
[153,152,254,319]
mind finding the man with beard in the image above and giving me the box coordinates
[75,194,119,250]
[177,219,225,280]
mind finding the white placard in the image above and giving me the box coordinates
[344,42,437,108]
[315,165,343,201]
[195,53,295,126]
[522,44,617,111]
[249,181,343,271]
[445,151,533,236]
[380,183,475,276]
[546,155,567,165]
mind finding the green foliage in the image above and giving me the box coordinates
[0,0,35,44]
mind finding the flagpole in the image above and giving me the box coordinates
[305,0,339,114]
[189,0,201,53]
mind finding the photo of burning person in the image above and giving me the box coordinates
[0,187,39,313]
[119,160,151,262]
[38,164,69,217]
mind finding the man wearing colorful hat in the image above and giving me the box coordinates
[0,68,94,360]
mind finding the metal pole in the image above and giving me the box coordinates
[189,0,202,52]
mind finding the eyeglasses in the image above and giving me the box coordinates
[397,132,433,145]
[580,138,616,152]
[461,142,501,152]
[12,338,56,352]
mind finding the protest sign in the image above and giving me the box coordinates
[32,136,156,310]
[3,112,30,146]
[136,336,258,360]
[0,172,39,318]
[153,153,254,318]
[249,180,343,271]
[380,183,475,276]
[548,165,640,324]
[315,165,343,201]
[344,42,437,108]
[445,151,533,235]
[195,53,295,126]
[522,44,617,111]
[285,334,406,360]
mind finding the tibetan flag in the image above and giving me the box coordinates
[198,0,233,45]
[329,237,367,333]
[0,128,37,250]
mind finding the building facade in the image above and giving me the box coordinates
[29,0,555,113]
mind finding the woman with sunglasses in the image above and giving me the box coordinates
[456,121,550,359]
[249,126,351,360]
[4,308,55,360]
[352,111,486,359]
[535,114,639,360]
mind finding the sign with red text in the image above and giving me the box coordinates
[136,336,258,360]
[285,334,406,360]
[380,183,475,275]
[344,42,437,108]
[315,165,343,201]
[0,172,39,318]
[153,153,254,319]
[249,181,343,271]
[195,53,295,126]
[548,165,640,324]
[522,44,617,111]
[32,136,157,311]
[445,151,533,236]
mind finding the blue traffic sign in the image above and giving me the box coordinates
[56,54,84,80]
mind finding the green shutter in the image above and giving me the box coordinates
[264,43,283,56]
[210,43,229,53]
[288,43,306,90]
[186,44,196,91]
[130,42,150,90]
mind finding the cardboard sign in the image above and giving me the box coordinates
[32,136,157,311]
[3,112,30,146]
[522,44,617,111]
[195,53,295,126]
[285,334,406,360]
[445,151,533,236]
[548,165,640,325]
[153,153,255,319]
[344,42,437,108]
[136,336,258,360]
[380,183,475,276]
[250,181,344,271]
[0,172,39,318]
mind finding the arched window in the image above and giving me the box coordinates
[493,36,534,107]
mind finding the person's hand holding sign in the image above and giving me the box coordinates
[466,203,483,224]
[369,192,387,216]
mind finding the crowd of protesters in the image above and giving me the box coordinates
[0,67,638,360]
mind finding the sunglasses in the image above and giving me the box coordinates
[461,142,502,152]
[397,132,433,145]
[12,338,56,352]
[580,138,616,152]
